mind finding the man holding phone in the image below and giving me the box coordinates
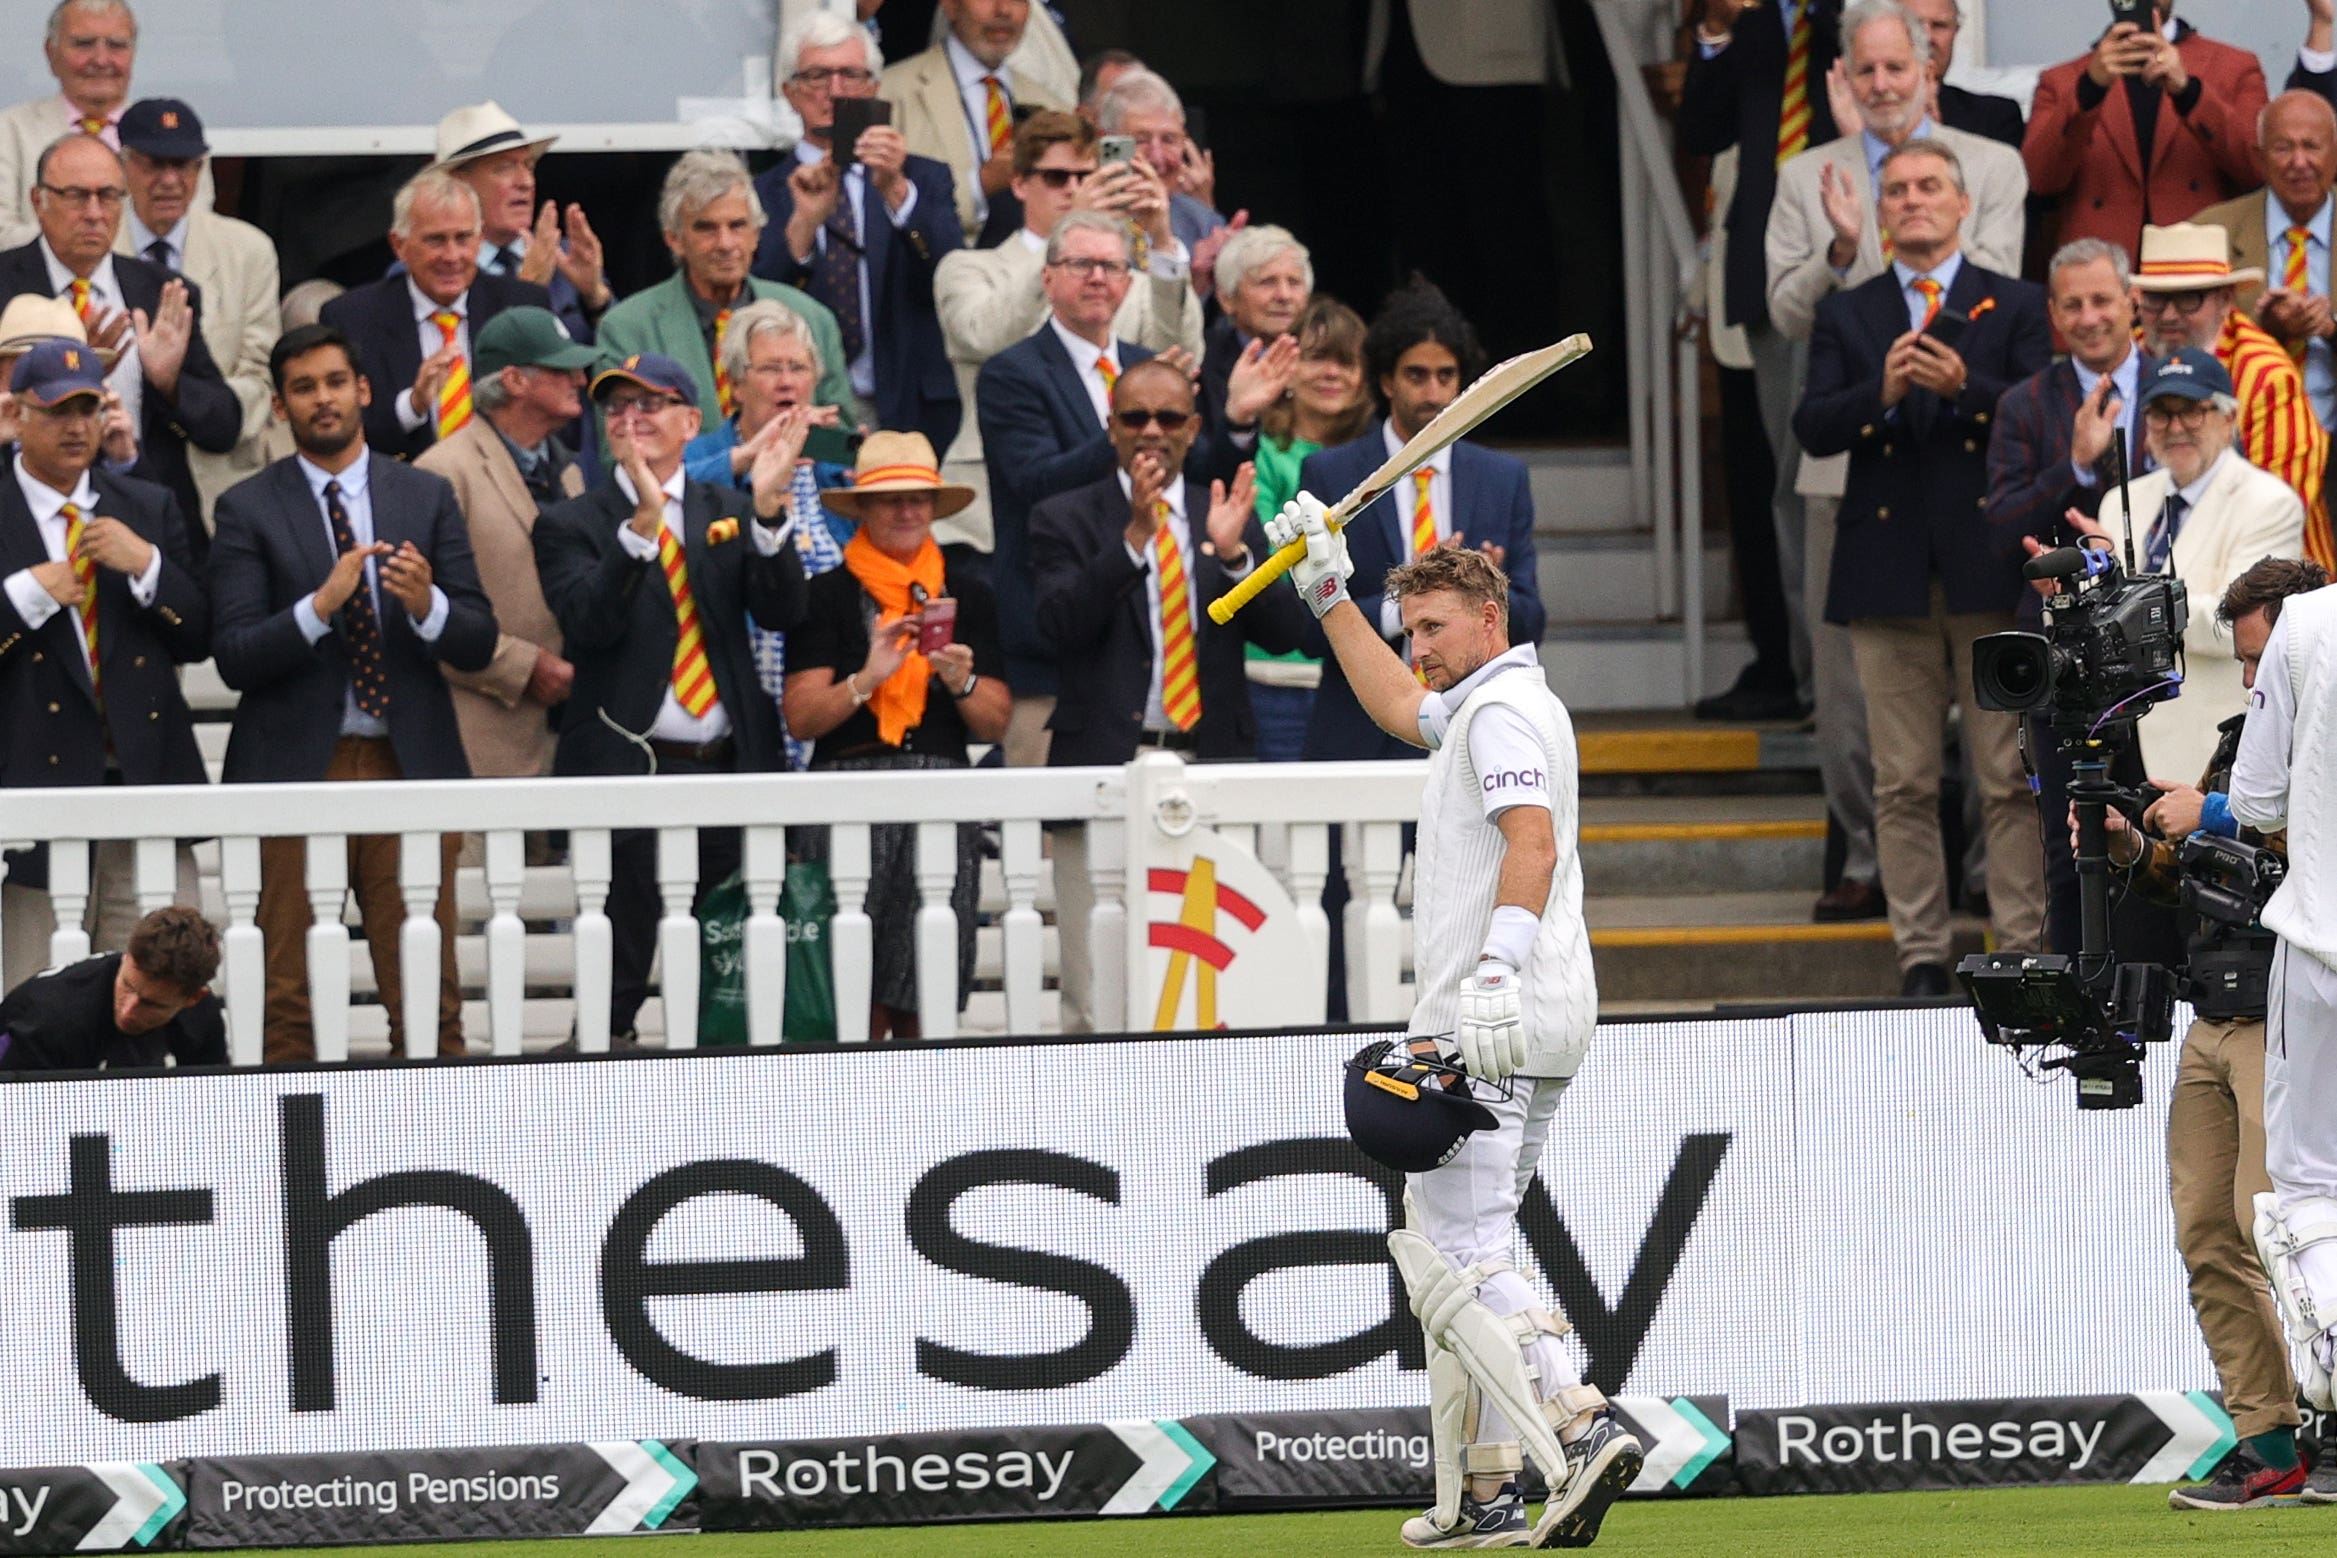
[753,11,965,454]
[1794,137,2053,996]
[2024,0,2268,261]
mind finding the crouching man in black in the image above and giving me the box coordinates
[0,905,225,1071]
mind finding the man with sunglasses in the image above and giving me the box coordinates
[2134,223,2327,555]
[751,10,964,454]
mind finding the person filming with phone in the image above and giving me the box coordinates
[1794,136,2053,996]
[783,431,1009,1040]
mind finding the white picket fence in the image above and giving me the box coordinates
[0,750,1430,1063]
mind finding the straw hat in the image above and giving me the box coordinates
[820,430,977,519]
[0,293,115,365]
[2132,222,2264,293]
[429,102,557,171]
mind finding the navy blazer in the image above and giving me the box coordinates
[207,454,498,782]
[750,152,965,454]
[1295,424,1545,762]
[976,327,1157,694]
[1030,473,1308,766]
[532,479,806,777]
[1677,0,1844,330]
[0,242,242,561]
[319,271,554,461]
[1795,260,2053,624]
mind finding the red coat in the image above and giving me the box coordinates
[2023,26,2267,261]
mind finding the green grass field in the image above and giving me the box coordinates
[223,1485,2337,1558]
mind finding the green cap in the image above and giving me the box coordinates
[472,306,600,377]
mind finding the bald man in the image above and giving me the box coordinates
[2199,92,2337,430]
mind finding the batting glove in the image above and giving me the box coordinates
[1265,492,1353,619]
[1457,958,1525,1081]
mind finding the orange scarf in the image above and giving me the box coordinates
[843,529,947,747]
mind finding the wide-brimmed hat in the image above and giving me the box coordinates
[820,430,976,519]
[429,102,557,171]
[0,293,115,365]
[2133,222,2263,293]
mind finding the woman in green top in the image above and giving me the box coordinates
[1248,296,1372,759]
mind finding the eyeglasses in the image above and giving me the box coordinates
[2141,401,2215,428]
[38,184,123,209]
[1027,166,1096,189]
[2137,291,2215,316]
[1114,408,1192,430]
[789,66,877,89]
[1050,257,1130,279]
[602,394,686,421]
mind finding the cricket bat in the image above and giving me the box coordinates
[1207,333,1593,625]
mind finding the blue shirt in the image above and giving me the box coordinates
[2265,193,2336,428]
[1892,250,1965,333]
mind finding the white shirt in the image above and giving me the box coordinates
[2266,193,2336,428]
[790,139,921,401]
[945,33,1013,229]
[0,455,162,646]
[124,209,186,274]
[1375,419,1454,640]
[392,277,470,434]
[611,464,793,742]
[2071,346,2144,488]
[1417,643,1552,819]
[2229,606,2337,1000]
[1115,468,1253,733]
[1049,315,1120,428]
[287,452,451,737]
[39,240,140,433]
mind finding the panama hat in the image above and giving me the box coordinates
[821,431,977,520]
[0,293,115,365]
[2133,222,2264,292]
[430,102,557,171]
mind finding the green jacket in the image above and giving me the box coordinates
[593,272,864,459]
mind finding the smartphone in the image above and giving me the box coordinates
[1923,307,1970,351]
[2107,0,2154,30]
[1098,134,1137,166]
[827,96,891,159]
[916,598,958,654]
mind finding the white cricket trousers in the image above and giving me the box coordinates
[2267,942,2337,1319]
[1408,1072,1581,1446]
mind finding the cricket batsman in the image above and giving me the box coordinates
[1265,493,1642,1548]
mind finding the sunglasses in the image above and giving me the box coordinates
[1114,408,1192,430]
[1027,166,1096,189]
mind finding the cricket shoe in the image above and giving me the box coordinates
[2299,1454,2337,1505]
[1535,1413,1643,1548]
[2167,1447,2306,1510]
[1400,1482,1529,1548]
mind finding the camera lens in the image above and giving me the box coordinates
[1971,632,2053,712]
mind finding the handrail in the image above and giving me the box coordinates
[1588,0,1702,282]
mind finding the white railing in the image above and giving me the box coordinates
[1590,0,1708,704]
[0,757,1430,1064]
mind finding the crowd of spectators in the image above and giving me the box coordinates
[0,0,1548,1049]
[1687,0,2337,994]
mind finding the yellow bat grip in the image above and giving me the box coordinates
[1206,536,1308,625]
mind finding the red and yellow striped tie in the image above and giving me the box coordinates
[60,502,100,701]
[1913,276,1943,328]
[1096,354,1118,396]
[981,75,1012,156]
[1155,506,1200,731]
[77,115,103,136]
[1410,467,1437,555]
[431,310,473,437]
[1775,0,1812,167]
[67,278,91,323]
[712,307,736,419]
[2288,227,2313,294]
[656,524,718,717]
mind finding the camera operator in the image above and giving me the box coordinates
[2231,556,2337,1428]
[2092,557,2332,1508]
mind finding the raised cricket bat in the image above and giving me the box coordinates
[1207,333,1593,625]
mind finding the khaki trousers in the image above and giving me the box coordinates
[2169,1014,2300,1437]
[2,842,202,993]
[1847,586,2043,970]
[256,738,464,1061]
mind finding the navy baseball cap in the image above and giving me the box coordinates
[118,98,209,160]
[2141,347,2234,406]
[590,352,699,406]
[10,338,109,405]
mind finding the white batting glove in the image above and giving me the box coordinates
[1264,492,1353,618]
[1457,958,1525,1081]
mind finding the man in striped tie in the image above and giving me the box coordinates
[533,352,810,1043]
[880,0,1072,245]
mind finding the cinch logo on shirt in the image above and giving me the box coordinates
[1483,768,1546,792]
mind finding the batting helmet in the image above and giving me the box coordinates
[1342,1038,1501,1173]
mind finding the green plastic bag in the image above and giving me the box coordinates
[697,872,750,1047]
[782,859,838,1043]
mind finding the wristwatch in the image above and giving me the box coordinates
[951,672,980,701]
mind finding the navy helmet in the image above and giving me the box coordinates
[1343,1038,1501,1173]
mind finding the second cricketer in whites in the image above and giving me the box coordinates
[1263,492,1641,1549]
